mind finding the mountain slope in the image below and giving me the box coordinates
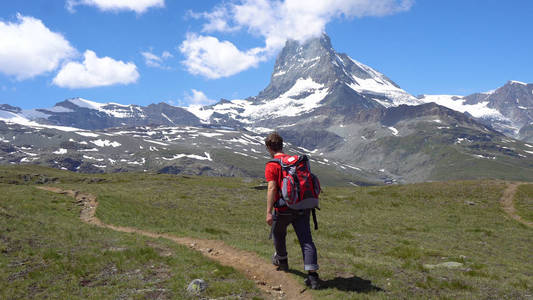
[0,120,375,186]
[419,81,533,141]
[2,98,201,130]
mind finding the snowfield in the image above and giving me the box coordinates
[185,78,328,123]
[418,95,506,120]
[91,139,121,147]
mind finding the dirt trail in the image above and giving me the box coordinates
[37,187,312,300]
[499,182,533,228]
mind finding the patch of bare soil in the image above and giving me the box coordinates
[37,186,312,299]
[499,182,533,228]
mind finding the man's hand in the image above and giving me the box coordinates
[266,212,273,226]
[266,180,277,226]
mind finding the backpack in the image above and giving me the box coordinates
[268,155,321,220]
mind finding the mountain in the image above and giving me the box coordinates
[0,121,376,186]
[2,34,533,183]
[418,81,533,141]
[184,34,422,128]
[3,98,201,130]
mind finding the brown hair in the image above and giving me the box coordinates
[265,132,283,152]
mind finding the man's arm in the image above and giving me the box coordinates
[266,180,277,226]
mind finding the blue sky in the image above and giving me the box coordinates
[0,0,532,109]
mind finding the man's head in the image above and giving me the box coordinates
[265,132,283,156]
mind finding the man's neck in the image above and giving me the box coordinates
[272,152,284,157]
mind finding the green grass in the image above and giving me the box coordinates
[0,169,260,299]
[515,183,533,222]
[1,165,532,299]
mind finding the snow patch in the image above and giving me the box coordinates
[68,98,143,119]
[161,152,212,161]
[53,148,67,155]
[297,146,318,154]
[76,131,99,137]
[346,164,361,171]
[473,154,496,159]
[20,151,38,157]
[199,132,223,138]
[144,140,169,146]
[91,139,121,147]
[347,57,421,106]
[83,155,103,161]
[161,112,175,125]
[234,151,252,158]
[272,70,287,77]
[388,127,399,136]
[455,138,472,144]
[419,95,506,120]
[245,127,272,134]
[0,110,81,132]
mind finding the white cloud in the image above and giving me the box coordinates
[184,89,216,106]
[141,50,173,68]
[0,14,77,80]
[67,0,165,14]
[53,50,139,88]
[161,51,173,59]
[182,0,413,78]
[179,33,264,79]
[187,5,240,33]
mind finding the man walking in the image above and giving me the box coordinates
[264,132,321,289]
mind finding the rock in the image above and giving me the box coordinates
[187,279,207,295]
[423,261,464,270]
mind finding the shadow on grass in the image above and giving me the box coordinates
[289,270,383,292]
[252,185,267,190]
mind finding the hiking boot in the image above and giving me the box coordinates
[272,253,289,271]
[304,272,321,290]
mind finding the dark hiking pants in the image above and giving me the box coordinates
[272,209,319,271]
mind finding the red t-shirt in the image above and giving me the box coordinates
[265,153,288,211]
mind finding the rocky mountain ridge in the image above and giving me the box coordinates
[418,80,533,141]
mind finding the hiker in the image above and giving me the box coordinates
[264,132,321,290]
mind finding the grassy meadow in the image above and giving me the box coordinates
[515,184,533,223]
[0,166,260,299]
[1,165,532,299]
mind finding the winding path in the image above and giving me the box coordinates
[499,182,533,228]
[37,187,312,300]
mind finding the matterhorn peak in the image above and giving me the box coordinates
[257,33,419,107]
